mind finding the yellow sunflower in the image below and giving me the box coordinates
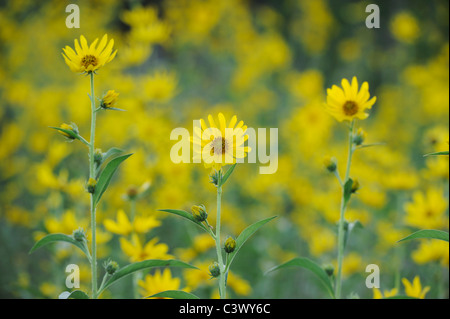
[62,34,117,73]
[138,269,183,299]
[325,76,377,122]
[192,113,250,170]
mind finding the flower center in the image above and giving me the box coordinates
[343,101,358,116]
[81,55,98,68]
[210,137,227,156]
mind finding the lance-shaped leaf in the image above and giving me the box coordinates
[225,216,277,271]
[265,257,335,299]
[29,233,91,262]
[397,229,449,243]
[424,151,449,157]
[146,290,200,299]
[59,290,90,299]
[158,209,210,233]
[98,259,197,295]
[344,220,363,249]
[95,147,123,178]
[93,153,132,207]
[220,163,237,187]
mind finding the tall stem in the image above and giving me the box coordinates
[89,72,98,299]
[215,172,226,299]
[335,120,355,299]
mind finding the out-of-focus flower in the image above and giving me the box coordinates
[193,113,250,170]
[402,276,430,299]
[325,76,377,122]
[62,34,117,73]
[390,12,420,44]
[139,269,182,298]
[120,234,173,262]
[373,288,398,299]
[412,240,449,266]
[104,209,160,236]
[404,187,448,229]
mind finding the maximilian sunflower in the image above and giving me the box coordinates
[62,34,117,73]
[192,113,250,170]
[325,76,377,122]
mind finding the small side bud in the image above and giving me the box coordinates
[100,90,120,109]
[191,204,208,222]
[209,170,222,187]
[353,128,366,146]
[224,237,236,254]
[323,156,337,173]
[351,179,360,193]
[94,148,103,165]
[59,123,79,140]
[87,178,97,194]
[323,264,335,277]
[72,228,87,242]
[208,262,221,278]
[104,260,119,275]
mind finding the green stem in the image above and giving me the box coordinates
[130,198,140,299]
[215,171,226,299]
[335,120,355,299]
[89,72,98,299]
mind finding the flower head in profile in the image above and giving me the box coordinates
[62,34,117,73]
[402,276,430,299]
[192,113,251,170]
[325,76,376,122]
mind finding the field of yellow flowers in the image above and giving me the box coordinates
[0,0,448,300]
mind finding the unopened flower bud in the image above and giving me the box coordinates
[323,156,337,173]
[94,148,103,165]
[101,90,120,109]
[353,128,366,146]
[224,237,236,254]
[323,264,335,277]
[104,260,119,275]
[208,262,221,278]
[87,178,97,194]
[126,186,139,200]
[59,123,78,140]
[72,228,87,242]
[351,179,360,193]
[191,204,208,222]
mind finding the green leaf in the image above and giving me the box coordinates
[225,216,277,271]
[424,151,449,157]
[344,220,363,249]
[93,153,132,207]
[265,257,335,299]
[102,147,123,163]
[343,178,354,203]
[158,209,210,233]
[98,259,197,295]
[220,163,237,187]
[397,229,449,243]
[59,290,89,299]
[145,290,200,299]
[384,295,418,299]
[29,233,91,261]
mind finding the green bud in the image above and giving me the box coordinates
[351,179,360,193]
[323,156,337,173]
[323,264,335,277]
[224,237,236,254]
[87,178,97,194]
[191,204,208,222]
[353,128,366,146]
[104,260,119,275]
[209,170,221,187]
[208,262,221,278]
[94,148,103,165]
[72,228,87,242]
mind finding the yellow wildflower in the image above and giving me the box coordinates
[325,76,377,122]
[402,276,430,299]
[62,34,117,73]
[139,269,182,299]
[192,113,250,170]
[120,234,173,262]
